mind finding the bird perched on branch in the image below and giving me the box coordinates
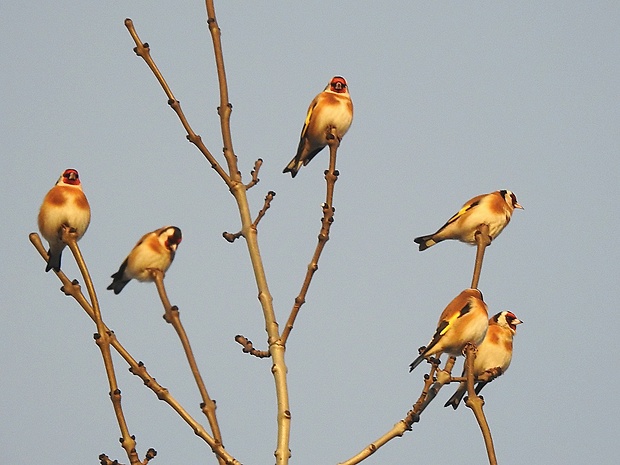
[283,76,353,177]
[414,190,523,251]
[409,288,489,372]
[38,168,91,272]
[445,310,522,409]
[107,226,182,294]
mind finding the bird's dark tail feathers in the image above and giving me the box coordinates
[107,276,130,295]
[413,235,436,251]
[282,159,300,178]
[45,249,62,272]
[444,383,467,410]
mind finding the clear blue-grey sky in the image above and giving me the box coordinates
[2,1,619,464]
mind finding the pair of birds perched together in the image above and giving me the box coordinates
[409,289,523,409]
[409,189,524,408]
[37,168,182,294]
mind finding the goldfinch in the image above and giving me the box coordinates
[444,311,522,409]
[107,226,182,294]
[414,190,523,251]
[409,288,489,372]
[283,76,353,177]
[37,168,91,272]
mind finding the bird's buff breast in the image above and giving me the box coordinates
[458,209,510,242]
[130,247,172,282]
[313,94,353,140]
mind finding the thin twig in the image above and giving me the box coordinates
[61,228,140,465]
[252,191,276,228]
[222,230,243,243]
[124,18,232,187]
[417,356,457,412]
[150,270,226,465]
[222,191,276,243]
[471,224,491,289]
[338,356,456,465]
[234,334,271,358]
[30,233,241,465]
[464,343,497,465]
[245,158,263,189]
[99,448,156,465]
[281,136,340,345]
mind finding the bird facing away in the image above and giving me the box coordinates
[444,311,522,409]
[414,190,523,251]
[107,226,182,294]
[37,168,91,272]
[283,76,354,177]
[409,288,489,372]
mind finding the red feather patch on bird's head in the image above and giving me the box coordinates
[164,227,183,250]
[501,190,523,210]
[329,76,348,93]
[60,169,81,186]
[497,310,523,333]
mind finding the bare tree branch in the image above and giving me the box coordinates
[126,6,292,461]
[338,356,457,465]
[252,191,276,229]
[245,158,263,189]
[234,334,271,358]
[464,343,497,465]
[151,270,226,465]
[124,18,232,187]
[61,227,141,465]
[281,135,340,345]
[223,191,276,243]
[471,224,491,289]
[29,233,241,465]
[99,448,157,465]
[202,2,291,462]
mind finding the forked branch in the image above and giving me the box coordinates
[126,9,290,461]
[203,2,291,463]
[61,228,140,465]
[223,191,276,243]
[124,18,232,187]
[29,233,241,465]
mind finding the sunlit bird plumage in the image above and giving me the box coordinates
[107,226,182,294]
[37,169,91,272]
[409,289,489,372]
[444,310,522,409]
[283,76,353,177]
[414,190,523,251]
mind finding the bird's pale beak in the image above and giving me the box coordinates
[514,202,524,210]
